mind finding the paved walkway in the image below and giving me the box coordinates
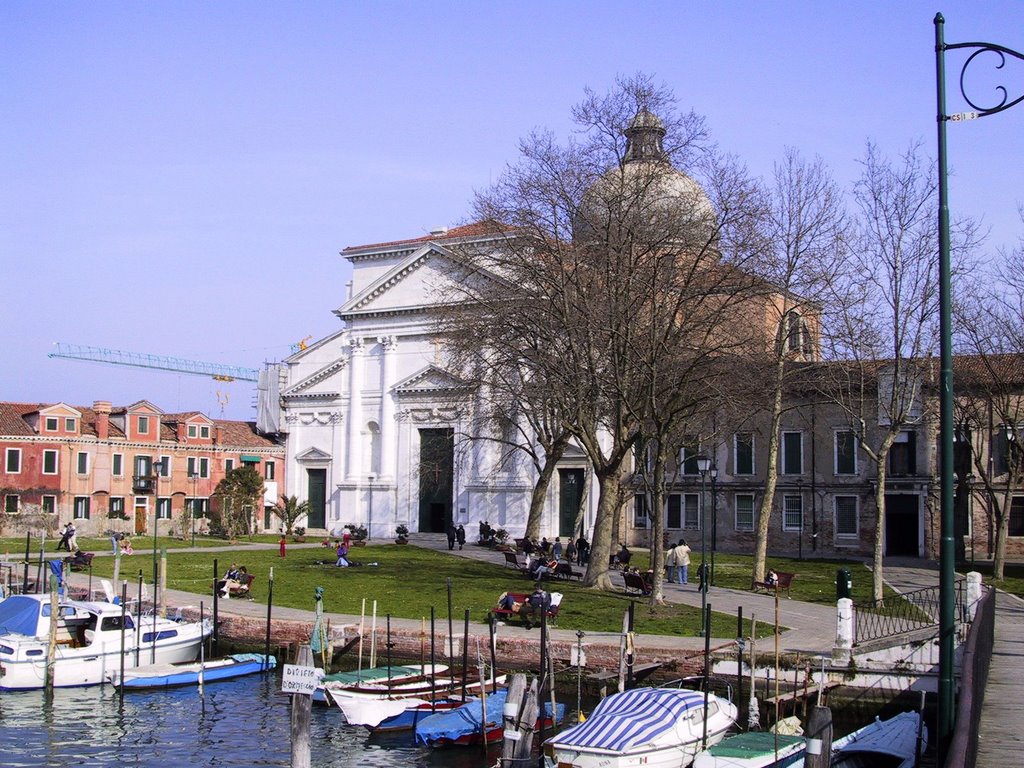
[54,534,839,658]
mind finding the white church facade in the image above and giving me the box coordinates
[263,223,592,539]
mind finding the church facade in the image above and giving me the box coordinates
[267,223,593,540]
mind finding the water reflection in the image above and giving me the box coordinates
[0,675,499,767]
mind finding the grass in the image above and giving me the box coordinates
[4,534,924,634]
[959,560,1024,598]
[67,543,772,638]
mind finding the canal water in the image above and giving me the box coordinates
[0,673,508,767]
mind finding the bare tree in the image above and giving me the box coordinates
[822,141,979,600]
[954,232,1024,579]
[438,76,774,595]
[743,149,848,584]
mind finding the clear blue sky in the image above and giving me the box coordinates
[3,1,1022,420]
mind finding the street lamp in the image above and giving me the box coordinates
[709,465,718,586]
[151,459,165,614]
[695,455,711,637]
[189,471,199,546]
[367,475,375,542]
[935,16,1023,757]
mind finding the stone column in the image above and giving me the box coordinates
[832,597,853,665]
[966,571,983,622]
[346,338,364,480]
[378,335,398,479]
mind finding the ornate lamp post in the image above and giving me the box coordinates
[709,465,718,586]
[935,14,1023,758]
[151,459,165,612]
[695,455,711,636]
[189,471,199,546]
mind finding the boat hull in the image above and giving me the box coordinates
[111,654,276,690]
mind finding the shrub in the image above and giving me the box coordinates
[396,524,409,537]
[348,524,368,541]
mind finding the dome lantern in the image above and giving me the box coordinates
[623,109,668,164]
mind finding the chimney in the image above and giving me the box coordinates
[177,421,187,441]
[93,401,112,440]
[214,425,224,445]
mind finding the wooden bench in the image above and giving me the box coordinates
[622,571,652,596]
[488,591,562,625]
[213,573,256,599]
[503,551,530,572]
[553,561,582,581]
[752,571,796,598]
[65,552,94,572]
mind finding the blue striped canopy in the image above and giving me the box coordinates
[551,687,705,752]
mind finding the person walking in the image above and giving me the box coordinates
[446,523,457,551]
[455,524,466,550]
[279,534,287,558]
[670,538,692,585]
[552,537,563,560]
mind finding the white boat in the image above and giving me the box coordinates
[831,711,926,768]
[545,686,738,768]
[691,710,926,768]
[0,593,211,691]
[325,669,505,729]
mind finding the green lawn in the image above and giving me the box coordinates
[959,560,1024,598]
[78,544,766,638]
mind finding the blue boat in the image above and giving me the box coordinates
[109,653,276,690]
[416,690,566,747]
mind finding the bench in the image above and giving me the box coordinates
[503,551,530,572]
[488,591,563,625]
[622,571,652,596]
[553,561,582,581]
[213,573,256,599]
[752,571,796,598]
[65,552,94,572]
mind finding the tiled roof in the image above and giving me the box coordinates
[342,221,510,254]
[0,400,281,448]
[0,403,43,436]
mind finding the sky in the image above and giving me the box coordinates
[3,1,1023,421]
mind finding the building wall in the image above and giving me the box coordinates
[0,400,284,538]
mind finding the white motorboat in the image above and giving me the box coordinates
[0,593,211,691]
[691,710,927,768]
[545,686,738,768]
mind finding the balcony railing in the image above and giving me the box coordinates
[132,475,156,493]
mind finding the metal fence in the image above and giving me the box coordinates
[945,585,994,768]
[853,578,966,646]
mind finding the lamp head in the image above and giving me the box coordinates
[695,455,711,475]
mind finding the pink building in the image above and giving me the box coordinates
[0,399,284,538]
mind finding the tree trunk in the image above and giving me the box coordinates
[994,487,1011,581]
[648,456,668,606]
[870,435,896,602]
[753,361,786,583]
[524,438,567,540]
[584,469,622,590]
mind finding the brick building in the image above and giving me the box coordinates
[0,399,285,538]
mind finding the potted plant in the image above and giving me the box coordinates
[293,526,306,543]
[494,528,512,551]
[348,523,368,546]
[395,524,409,544]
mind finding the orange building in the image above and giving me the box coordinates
[0,399,284,539]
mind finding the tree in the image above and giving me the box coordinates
[954,230,1024,579]
[745,149,847,584]
[211,466,264,540]
[821,141,979,600]
[447,75,767,594]
[275,494,310,536]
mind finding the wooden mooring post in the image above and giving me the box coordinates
[290,644,314,768]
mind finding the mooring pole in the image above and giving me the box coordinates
[264,566,274,673]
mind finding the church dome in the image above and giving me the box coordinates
[574,110,716,245]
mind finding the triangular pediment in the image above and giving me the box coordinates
[335,244,502,319]
[284,358,347,396]
[394,365,472,396]
[295,446,333,463]
[38,403,83,418]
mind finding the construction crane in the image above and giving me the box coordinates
[49,343,260,382]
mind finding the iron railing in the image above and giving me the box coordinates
[853,578,966,646]
[945,585,994,768]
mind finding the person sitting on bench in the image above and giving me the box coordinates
[519,583,550,629]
